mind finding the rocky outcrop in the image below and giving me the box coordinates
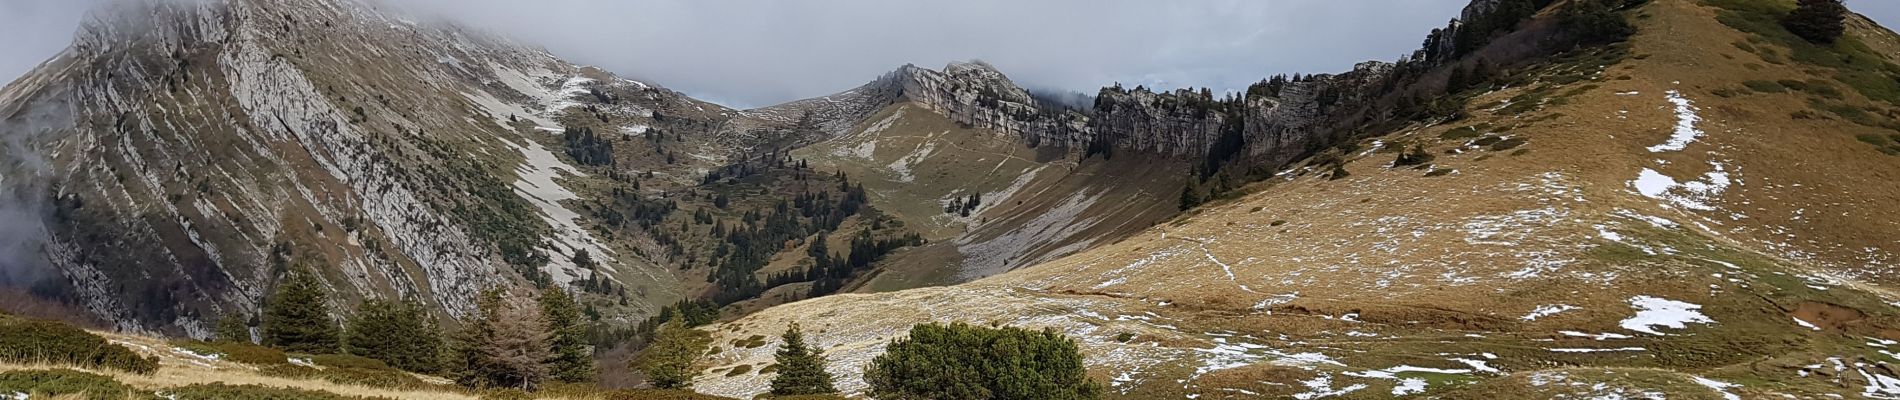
[0,0,693,335]
[1089,87,1228,158]
[797,60,1395,168]
[1244,61,1396,167]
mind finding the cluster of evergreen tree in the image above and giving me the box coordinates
[703,170,879,305]
[562,126,615,167]
[799,229,925,297]
[345,298,444,373]
[942,192,983,216]
[246,269,598,392]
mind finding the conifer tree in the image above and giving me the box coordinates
[262,269,340,354]
[346,298,444,373]
[635,319,710,389]
[1784,0,1847,44]
[1179,178,1204,211]
[539,288,595,383]
[214,312,251,344]
[769,323,838,396]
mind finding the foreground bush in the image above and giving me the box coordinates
[0,317,158,374]
[210,341,292,365]
[163,383,394,400]
[597,389,741,400]
[864,322,1101,400]
[0,369,155,400]
[254,355,430,390]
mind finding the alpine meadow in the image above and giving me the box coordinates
[4,0,1900,398]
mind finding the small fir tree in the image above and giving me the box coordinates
[214,312,251,344]
[634,319,710,389]
[769,323,838,396]
[261,269,340,354]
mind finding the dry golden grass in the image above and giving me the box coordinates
[696,1,1900,398]
[0,361,479,400]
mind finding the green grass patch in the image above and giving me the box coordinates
[198,341,290,366]
[0,317,158,374]
[0,369,155,400]
[1812,100,1900,129]
[1780,79,1846,99]
[725,364,753,377]
[309,354,393,371]
[1703,0,1900,105]
[163,383,388,400]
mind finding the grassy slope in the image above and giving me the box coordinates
[794,102,1187,291]
[0,332,739,400]
[697,0,1900,398]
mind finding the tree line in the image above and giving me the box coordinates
[222,268,594,390]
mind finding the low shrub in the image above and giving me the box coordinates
[598,389,739,400]
[163,383,390,400]
[1490,137,1530,151]
[0,318,158,374]
[310,354,393,371]
[1441,126,1484,140]
[725,364,753,376]
[479,389,534,400]
[1743,80,1787,93]
[312,366,428,389]
[210,342,291,366]
[256,362,427,390]
[0,369,155,400]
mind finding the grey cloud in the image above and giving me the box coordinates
[6,0,1900,108]
[381,0,1471,108]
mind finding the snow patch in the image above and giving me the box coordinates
[1618,296,1715,335]
[1628,162,1731,211]
[1522,304,1579,321]
[1648,90,1704,152]
[1692,376,1742,400]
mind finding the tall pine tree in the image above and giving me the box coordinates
[539,288,596,383]
[768,323,837,396]
[262,269,340,354]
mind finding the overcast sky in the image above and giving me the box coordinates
[4,1,1900,108]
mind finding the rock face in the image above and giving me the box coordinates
[1089,87,1229,158]
[0,0,717,335]
[786,60,1395,170]
[1243,61,1396,167]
